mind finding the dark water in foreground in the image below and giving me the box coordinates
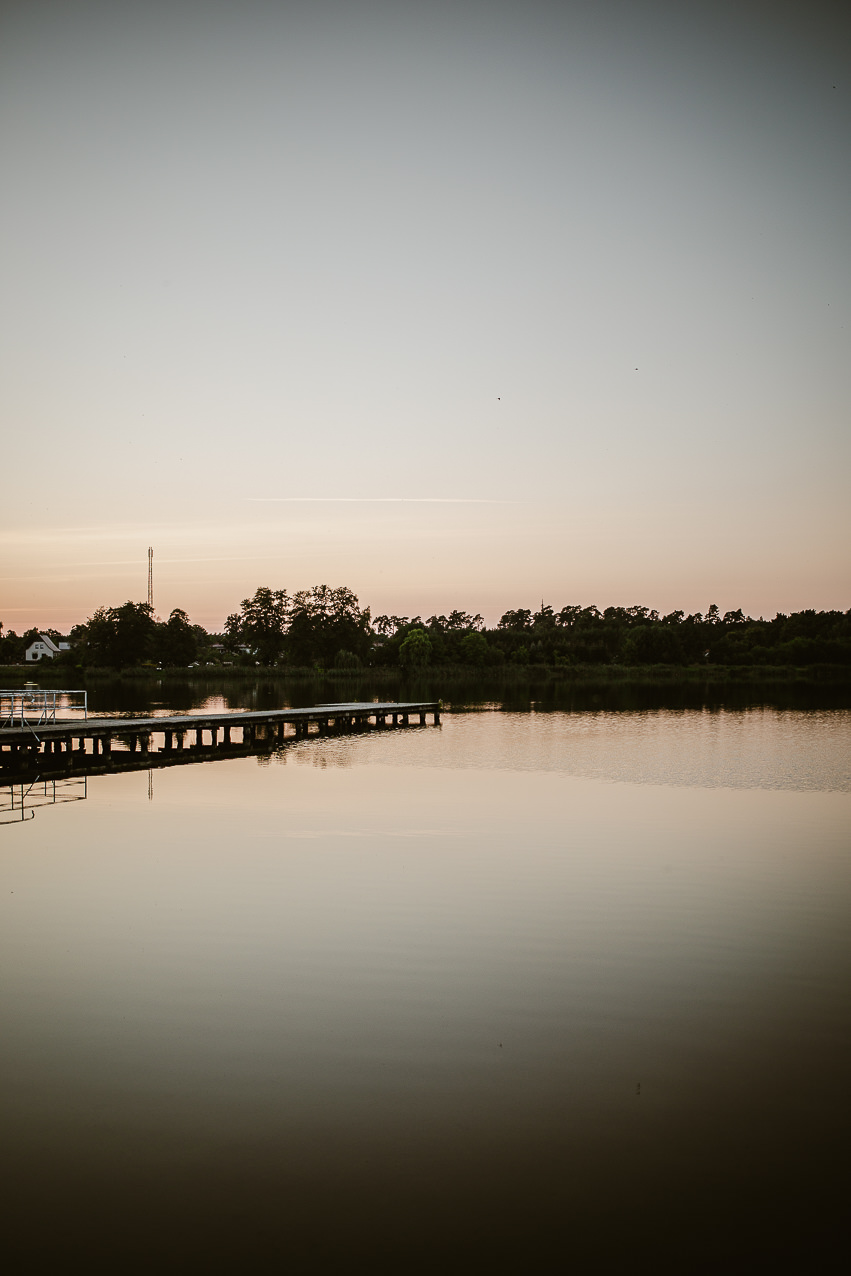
[2,705,850,1271]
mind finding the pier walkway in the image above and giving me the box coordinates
[0,701,440,777]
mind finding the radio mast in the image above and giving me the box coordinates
[147,547,154,609]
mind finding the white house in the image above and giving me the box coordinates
[25,634,71,662]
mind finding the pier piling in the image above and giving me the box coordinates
[0,701,440,779]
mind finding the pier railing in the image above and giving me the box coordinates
[0,775,87,824]
[0,690,88,730]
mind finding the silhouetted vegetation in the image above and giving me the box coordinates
[370,602,851,671]
[3,592,850,674]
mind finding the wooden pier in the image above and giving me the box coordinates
[0,701,440,778]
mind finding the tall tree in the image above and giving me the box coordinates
[157,609,198,667]
[225,588,289,665]
[84,602,155,667]
[399,627,432,667]
[288,585,371,666]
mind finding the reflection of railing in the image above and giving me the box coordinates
[0,690,88,730]
[0,775,87,825]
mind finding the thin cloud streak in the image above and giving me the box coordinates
[246,497,516,504]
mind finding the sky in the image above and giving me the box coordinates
[1,0,848,633]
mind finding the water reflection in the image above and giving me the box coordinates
[286,707,851,791]
[0,774,87,824]
[13,671,851,720]
[0,710,848,1269]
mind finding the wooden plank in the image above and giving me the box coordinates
[0,701,439,748]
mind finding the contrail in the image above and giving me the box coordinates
[246,497,512,504]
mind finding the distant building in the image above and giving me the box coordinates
[25,634,70,662]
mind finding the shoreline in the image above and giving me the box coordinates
[3,661,850,684]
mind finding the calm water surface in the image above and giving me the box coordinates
[2,708,849,1270]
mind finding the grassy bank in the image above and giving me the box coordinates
[4,661,851,686]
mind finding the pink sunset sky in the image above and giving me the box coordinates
[2,0,848,634]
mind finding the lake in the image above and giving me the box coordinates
[1,699,849,1271]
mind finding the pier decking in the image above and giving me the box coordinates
[0,701,440,779]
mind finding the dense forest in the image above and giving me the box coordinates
[2,586,850,670]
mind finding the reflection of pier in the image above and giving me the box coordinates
[1,775,87,824]
[0,701,440,781]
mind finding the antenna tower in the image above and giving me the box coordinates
[147,547,154,609]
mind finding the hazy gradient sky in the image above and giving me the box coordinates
[2,0,848,632]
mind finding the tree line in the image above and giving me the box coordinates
[1,588,849,670]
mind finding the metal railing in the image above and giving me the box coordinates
[0,690,88,730]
